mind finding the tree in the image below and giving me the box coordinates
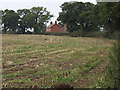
[17,7,53,34]
[30,7,53,34]
[2,9,19,33]
[98,2,120,37]
[17,9,31,34]
[57,2,99,33]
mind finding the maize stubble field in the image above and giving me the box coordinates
[2,34,114,88]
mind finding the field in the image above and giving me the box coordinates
[2,34,114,88]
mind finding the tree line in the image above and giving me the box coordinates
[1,2,120,38]
[1,7,53,34]
[57,2,120,38]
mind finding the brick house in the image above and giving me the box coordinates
[46,21,66,32]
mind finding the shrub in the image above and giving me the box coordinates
[69,30,106,38]
[110,31,120,40]
[85,31,106,38]
[7,29,16,34]
[105,38,120,88]
[69,29,85,37]
[43,32,69,36]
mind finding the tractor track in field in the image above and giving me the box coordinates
[2,48,78,68]
[3,48,106,75]
[2,35,114,88]
[71,60,109,88]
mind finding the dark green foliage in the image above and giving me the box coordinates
[105,38,120,88]
[69,31,106,38]
[2,7,53,34]
[98,2,120,34]
[58,2,99,33]
[85,31,106,38]
[17,7,53,34]
[110,31,120,39]
[2,9,19,33]
[29,7,53,34]
[43,32,69,36]
[58,2,120,38]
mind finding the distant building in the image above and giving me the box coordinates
[46,21,66,32]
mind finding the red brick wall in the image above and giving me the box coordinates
[51,25,63,32]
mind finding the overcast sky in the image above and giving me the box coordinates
[0,0,97,23]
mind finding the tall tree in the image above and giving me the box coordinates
[17,7,53,34]
[2,9,19,33]
[98,2,120,35]
[57,2,98,33]
[17,9,30,34]
[30,7,53,34]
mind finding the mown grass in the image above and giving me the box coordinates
[2,34,115,88]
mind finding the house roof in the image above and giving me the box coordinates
[47,23,61,28]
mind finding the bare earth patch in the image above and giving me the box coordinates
[2,34,114,88]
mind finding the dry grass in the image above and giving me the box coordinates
[2,34,114,88]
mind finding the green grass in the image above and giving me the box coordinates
[54,76,76,83]
[2,34,115,88]
[11,78,32,83]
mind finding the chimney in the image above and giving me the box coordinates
[50,21,52,24]
[55,21,57,24]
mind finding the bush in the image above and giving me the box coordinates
[43,32,69,36]
[105,38,120,88]
[69,29,85,37]
[7,29,16,34]
[104,31,120,39]
[110,31,120,40]
[69,30,106,38]
[85,31,106,38]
